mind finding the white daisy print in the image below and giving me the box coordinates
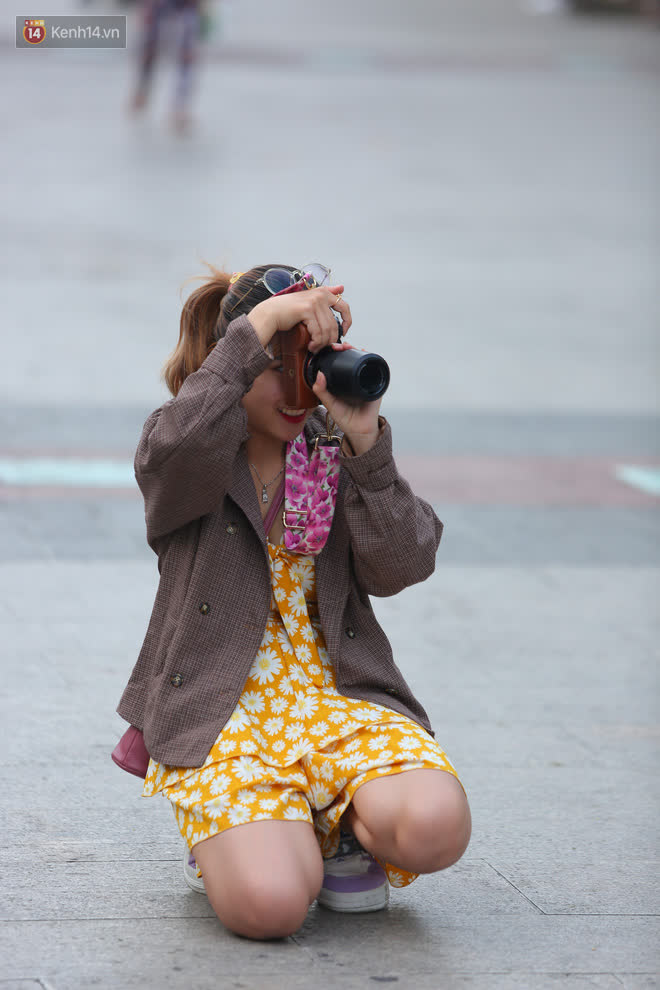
[227,805,251,826]
[284,745,308,764]
[272,739,285,753]
[310,720,329,737]
[283,806,309,821]
[209,773,231,794]
[300,623,314,643]
[270,697,288,714]
[263,716,284,736]
[389,871,407,888]
[335,753,363,771]
[236,788,257,805]
[234,757,261,783]
[284,615,300,638]
[292,559,314,593]
[226,708,250,734]
[295,644,313,664]
[251,648,282,684]
[312,786,334,809]
[206,794,230,818]
[288,696,317,720]
[285,722,305,742]
[368,735,391,752]
[241,691,265,714]
[276,628,290,649]
[319,762,336,782]
[259,798,279,811]
[287,586,307,617]
[288,663,308,685]
[344,738,363,754]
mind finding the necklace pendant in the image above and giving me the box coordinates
[261,486,269,503]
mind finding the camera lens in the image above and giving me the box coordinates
[357,359,388,398]
[305,347,390,403]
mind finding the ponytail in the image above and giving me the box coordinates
[162,263,231,397]
[162,261,297,396]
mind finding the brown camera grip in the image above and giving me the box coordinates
[277,324,318,409]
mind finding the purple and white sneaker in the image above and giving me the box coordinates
[318,832,389,913]
[183,847,206,895]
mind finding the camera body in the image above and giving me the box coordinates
[273,280,390,409]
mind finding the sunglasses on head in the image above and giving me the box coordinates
[226,264,332,314]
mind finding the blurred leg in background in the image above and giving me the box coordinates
[172,0,202,132]
[130,0,203,131]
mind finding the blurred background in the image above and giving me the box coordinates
[3,0,658,418]
[2,1,659,985]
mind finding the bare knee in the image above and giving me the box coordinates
[205,871,315,940]
[395,777,471,873]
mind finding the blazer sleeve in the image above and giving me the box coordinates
[135,315,272,546]
[339,419,443,597]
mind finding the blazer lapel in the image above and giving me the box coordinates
[228,448,266,545]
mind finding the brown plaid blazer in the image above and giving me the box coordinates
[117,316,443,767]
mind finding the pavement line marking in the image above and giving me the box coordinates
[0,457,135,488]
[615,466,660,497]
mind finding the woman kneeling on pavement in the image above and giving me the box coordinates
[116,261,471,940]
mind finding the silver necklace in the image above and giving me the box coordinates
[249,461,284,503]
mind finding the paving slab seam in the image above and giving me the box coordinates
[485,862,546,915]
[541,913,660,918]
[0,982,57,989]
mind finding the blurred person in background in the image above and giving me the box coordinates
[129,0,207,132]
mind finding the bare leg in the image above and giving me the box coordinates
[171,4,199,131]
[192,820,324,940]
[131,0,165,111]
[345,769,471,874]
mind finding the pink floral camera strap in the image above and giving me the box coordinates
[283,428,341,555]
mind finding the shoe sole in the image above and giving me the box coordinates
[317,884,389,913]
[182,852,207,895]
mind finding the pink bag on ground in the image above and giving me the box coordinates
[111,725,150,778]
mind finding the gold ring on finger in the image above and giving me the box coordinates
[334,294,342,305]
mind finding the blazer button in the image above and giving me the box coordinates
[199,602,210,615]
[170,673,183,687]
[226,523,237,535]
[345,626,356,639]
[385,687,397,696]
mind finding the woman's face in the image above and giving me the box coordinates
[241,359,314,446]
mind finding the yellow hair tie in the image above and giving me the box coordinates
[229,271,244,284]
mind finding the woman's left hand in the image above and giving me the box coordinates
[312,342,382,456]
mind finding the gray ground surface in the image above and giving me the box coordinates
[2,0,659,987]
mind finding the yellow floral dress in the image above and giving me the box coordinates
[143,542,459,888]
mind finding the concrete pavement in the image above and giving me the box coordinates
[1,1,659,987]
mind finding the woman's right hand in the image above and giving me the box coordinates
[247,284,352,353]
